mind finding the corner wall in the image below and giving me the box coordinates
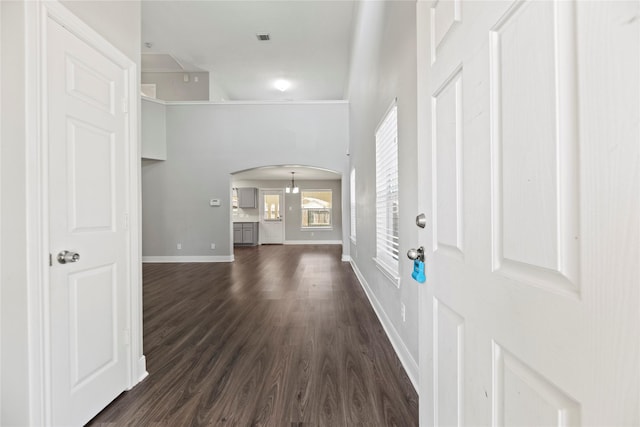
[345,1,419,385]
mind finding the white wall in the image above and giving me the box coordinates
[1,2,29,424]
[142,102,349,259]
[61,1,141,64]
[209,72,230,102]
[0,1,141,424]
[0,3,3,423]
[346,1,420,385]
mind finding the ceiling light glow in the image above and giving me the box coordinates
[274,79,291,92]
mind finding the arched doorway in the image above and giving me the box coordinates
[230,165,343,255]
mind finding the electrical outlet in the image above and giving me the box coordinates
[177,243,182,250]
[210,243,216,249]
[401,303,406,322]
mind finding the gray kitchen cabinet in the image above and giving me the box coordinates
[233,222,259,245]
[242,226,254,244]
[233,223,243,244]
[237,187,258,208]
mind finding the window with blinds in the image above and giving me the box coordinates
[374,104,399,285]
[350,168,356,242]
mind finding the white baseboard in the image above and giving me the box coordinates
[283,240,343,245]
[349,260,419,393]
[130,355,148,390]
[142,255,234,263]
[341,254,351,262]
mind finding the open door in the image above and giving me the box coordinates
[416,1,638,425]
[46,10,137,426]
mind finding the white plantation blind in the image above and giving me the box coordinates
[350,168,356,241]
[375,104,399,281]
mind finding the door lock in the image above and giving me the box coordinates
[408,246,426,283]
[415,213,427,228]
[57,250,80,264]
[407,246,424,262]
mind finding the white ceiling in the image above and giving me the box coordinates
[232,165,341,181]
[141,1,356,101]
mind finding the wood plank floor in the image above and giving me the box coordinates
[88,245,418,426]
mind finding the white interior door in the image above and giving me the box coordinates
[417,1,639,425]
[48,16,130,426]
[260,189,284,244]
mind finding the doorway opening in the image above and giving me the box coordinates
[230,165,343,258]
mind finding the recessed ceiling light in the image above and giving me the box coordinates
[274,79,291,92]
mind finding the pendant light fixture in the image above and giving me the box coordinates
[285,172,299,194]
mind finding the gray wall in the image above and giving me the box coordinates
[346,1,420,376]
[142,71,210,101]
[142,102,349,258]
[1,1,141,424]
[232,179,343,243]
[141,98,167,160]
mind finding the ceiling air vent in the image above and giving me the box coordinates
[256,33,270,41]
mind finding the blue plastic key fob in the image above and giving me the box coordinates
[412,259,426,283]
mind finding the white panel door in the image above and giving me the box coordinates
[260,189,284,244]
[417,1,639,425]
[48,17,130,426]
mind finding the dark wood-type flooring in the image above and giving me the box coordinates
[88,245,418,426]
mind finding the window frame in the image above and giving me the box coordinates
[373,102,400,287]
[300,189,333,230]
[350,168,356,243]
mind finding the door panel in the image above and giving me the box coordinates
[68,119,116,232]
[490,0,580,295]
[48,17,129,426]
[493,342,580,426]
[418,1,639,425]
[432,66,464,259]
[433,298,464,427]
[69,265,117,389]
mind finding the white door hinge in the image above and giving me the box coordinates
[123,329,131,346]
[122,98,128,113]
[123,212,129,230]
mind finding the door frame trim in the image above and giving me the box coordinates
[24,1,145,424]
